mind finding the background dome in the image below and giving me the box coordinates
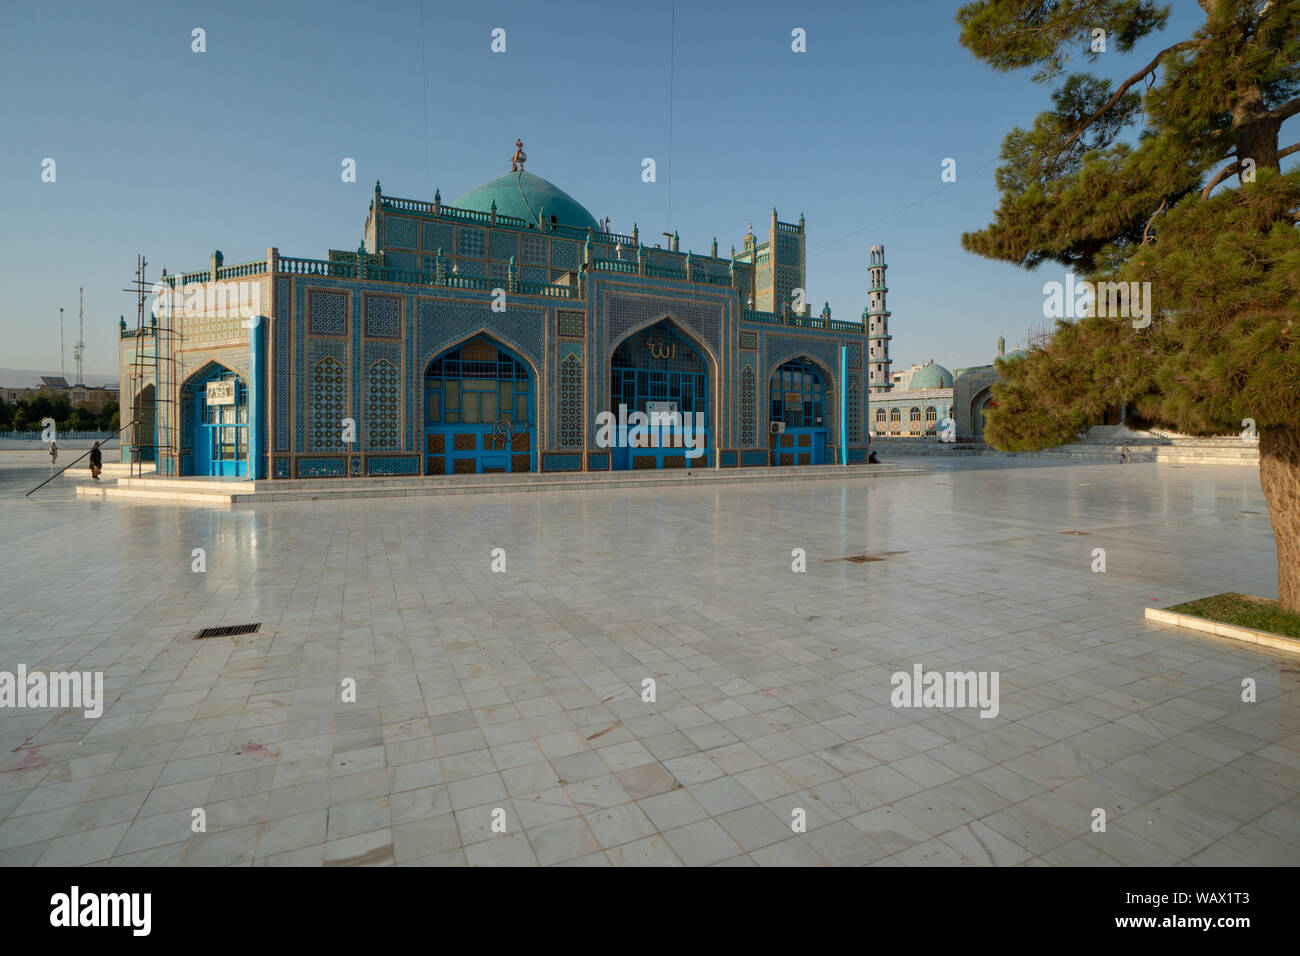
[452,170,600,232]
[910,362,954,389]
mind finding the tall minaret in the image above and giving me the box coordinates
[865,244,891,392]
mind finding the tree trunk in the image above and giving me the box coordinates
[1259,426,1300,614]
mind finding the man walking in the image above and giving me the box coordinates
[89,440,102,480]
[1120,440,1132,464]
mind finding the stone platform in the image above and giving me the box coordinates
[74,462,927,506]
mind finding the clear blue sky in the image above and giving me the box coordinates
[1,0,1214,379]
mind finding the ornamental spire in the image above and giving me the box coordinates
[511,139,527,172]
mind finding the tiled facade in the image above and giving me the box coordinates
[127,161,885,478]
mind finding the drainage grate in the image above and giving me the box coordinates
[195,623,262,640]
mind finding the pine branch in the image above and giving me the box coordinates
[1200,160,1243,199]
[1062,41,1199,153]
[1279,143,1300,160]
[1142,198,1168,244]
[1272,97,1300,123]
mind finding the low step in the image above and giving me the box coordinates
[78,463,926,506]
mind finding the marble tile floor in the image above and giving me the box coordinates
[1,456,1296,866]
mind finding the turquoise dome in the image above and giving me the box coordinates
[910,363,954,390]
[999,349,1029,362]
[452,170,600,233]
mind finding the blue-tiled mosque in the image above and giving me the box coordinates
[119,143,887,479]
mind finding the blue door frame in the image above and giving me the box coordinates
[424,338,535,476]
[193,369,248,477]
[774,427,827,465]
[610,325,710,470]
[609,425,711,469]
[771,359,827,466]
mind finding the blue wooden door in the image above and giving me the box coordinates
[195,371,248,477]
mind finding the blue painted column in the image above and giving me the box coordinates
[248,317,265,479]
[839,346,847,466]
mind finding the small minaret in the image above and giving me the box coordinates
[866,244,891,393]
[997,334,1005,357]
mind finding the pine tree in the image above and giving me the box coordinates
[959,0,1300,612]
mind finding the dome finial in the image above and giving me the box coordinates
[511,139,527,172]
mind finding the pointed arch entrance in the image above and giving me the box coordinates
[608,320,711,469]
[770,357,828,465]
[183,364,248,476]
[424,335,535,475]
[132,384,156,463]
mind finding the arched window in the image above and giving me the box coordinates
[874,407,887,436]
[889,407,901,434]
[611,323,707,420]
[427,339,530,426]
[925,406,937,435]
[909,407,922,435]
[770,358,825,428]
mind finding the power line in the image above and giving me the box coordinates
[808,156,1001,256]
[665,0,676,235]
[419,0,430,199]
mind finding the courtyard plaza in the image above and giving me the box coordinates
[0,453,1296,866]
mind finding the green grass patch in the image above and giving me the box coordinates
[1166,593,1300,640]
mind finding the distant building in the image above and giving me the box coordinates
[871,360,955,438]
[870,336,1027,440]
[1,380,118,412]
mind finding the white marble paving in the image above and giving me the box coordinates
[1,454,1297,865]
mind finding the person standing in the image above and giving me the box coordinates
[49,440,57,466]
[1120,440,1132,464]
[89,440,103,480]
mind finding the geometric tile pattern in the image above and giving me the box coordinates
[309,356,347,451]
[365,360,400,450]
[309,290,348,336]
[365,454,420,476]
[558,311,584,338]
[457,228,486,258]
[558,352,583,448]
[276,279,289,451]
[490,232,518,261]
[740,364,756,447]
[522,235,548,264]
[846,341,862,369]
[385,252,419,273]
[365,295,402,338]
[296,455,346,477]
[385,216,418,249]
[847,380,861,445]
[739,331,758,350]
[417,300,545,378]
[551,240,577,270]
[542,452,582,471]
[608,293,722,368]
[423,221,453,252]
